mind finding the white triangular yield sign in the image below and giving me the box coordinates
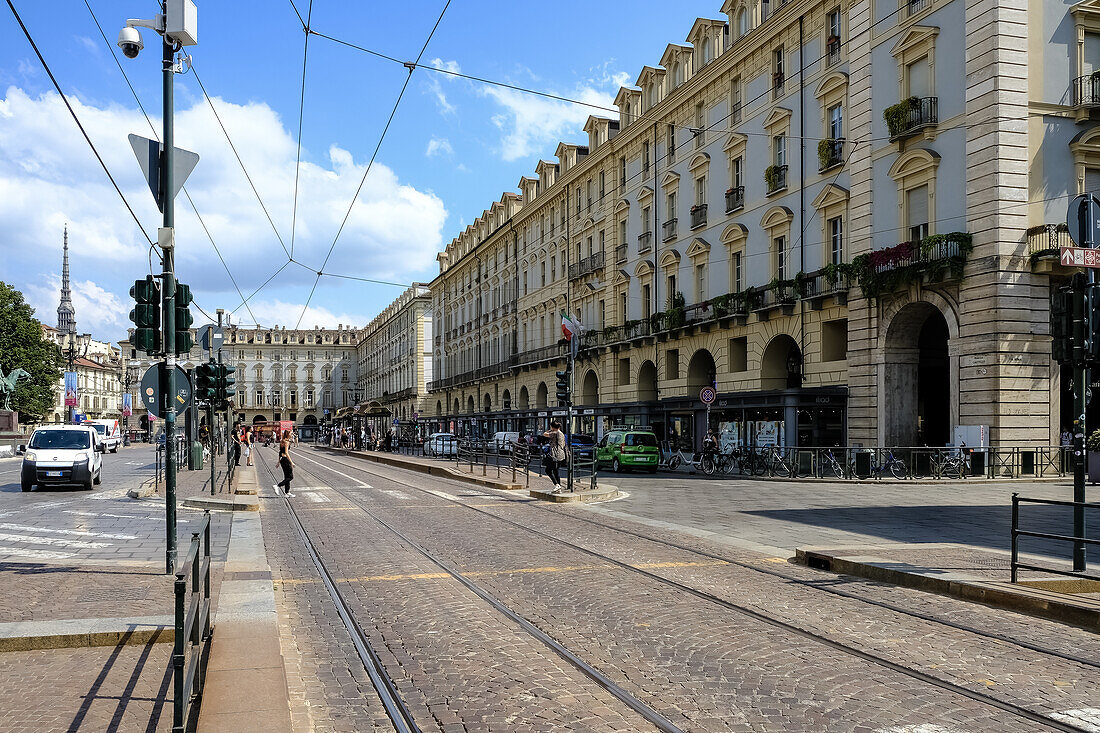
[128,134,200,212]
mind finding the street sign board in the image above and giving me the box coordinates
[1060,247,1100,268]
[140,364,193,418]
[198,325,224,352]
[128,134,200,213]
[699,386,716,404]
[1066,193,1100,247]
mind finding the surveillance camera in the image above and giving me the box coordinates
[117,27,143,59]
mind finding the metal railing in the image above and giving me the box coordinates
[818,139,845,171]
[801,268,851,299]
[888,96,938,140]
[662,218,678,242]
[1027,224,1071,258]
[615,243,628,263]
[766,165,788,195]
[826,37,841,65]
[568,251,605,279]
[511,342,568,368]
[638,231,653,252]
[725,186,744,213]
[691,204,708,229]
[173,511,212,733]
[1011,494,1100,583]
[1073,74,1100,107]
[904,0,929,17]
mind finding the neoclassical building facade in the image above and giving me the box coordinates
[421,0,1088,450]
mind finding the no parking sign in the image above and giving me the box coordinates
[699,387,716,404]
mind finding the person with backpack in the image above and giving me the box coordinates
[542,421,568,494]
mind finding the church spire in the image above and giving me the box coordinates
[57,224,76,335]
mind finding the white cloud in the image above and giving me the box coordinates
[423,58,461,115]
[25,275,129,334]
[243,299,371,330]
[425,136,453,157]
[0,85,449,340]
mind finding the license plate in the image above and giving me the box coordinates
[46,471,63,477]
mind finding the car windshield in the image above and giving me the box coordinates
[571,435,595,446]
[30,430,90,450]
[91,424,107,434]
[625,433,658,447]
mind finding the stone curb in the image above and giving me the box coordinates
[320,446,526,491]
[182,495,259,512]
[0,616,172,652]
[529,484,621,503]
[795,548,1100,630]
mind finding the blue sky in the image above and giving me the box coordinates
[0,0,718,343]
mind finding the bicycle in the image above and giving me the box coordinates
[862,449,907,479]
[821,448,846,478]
[933,447,970,479]
[667,447,718,475]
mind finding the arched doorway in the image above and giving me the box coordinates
[452,398,460,415]
[436,400,442,416]
[761,335,802,390]
[303,415,317,425]
[884,302,952,446]
[686,349,716,392]
[502,389,511,410]
[535,382,548,408]
[637,361,657,402]
[518,386,530,409]
[580,370,599,406]
[252,415,266,424]
[467,396,475,414]
[483,394,492,412]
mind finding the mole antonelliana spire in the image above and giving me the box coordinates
[56,224,76,335]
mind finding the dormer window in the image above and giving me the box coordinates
[737,9,748,37]
[701,36,712,65]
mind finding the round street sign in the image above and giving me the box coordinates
[699,386,716,404]
[140,364,193,418]
[1066,193,1100,247]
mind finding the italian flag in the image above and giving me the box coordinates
[561,311,584,341]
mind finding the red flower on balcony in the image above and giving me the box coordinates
[868,241,915,270]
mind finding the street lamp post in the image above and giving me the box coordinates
[63,332,90,424]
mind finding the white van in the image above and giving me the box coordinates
[87,419,122,453]
[489,431,520,454]
[19,424,104,492]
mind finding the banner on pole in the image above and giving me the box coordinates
[64,371,78,407]
[122,393,133,417]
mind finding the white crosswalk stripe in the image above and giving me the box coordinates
[0,532,111,549]
[1052,708,1100,733]
[0,523,137,540]
[0,546,74,560]
[380,489,412,500]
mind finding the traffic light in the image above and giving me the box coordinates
[215,364,236,404]
[174,282,194,355]
[555,366,571,405]
[1090,283,1100,363]
[194,361,217,403]
[1052,286,1072,364]
[129,276,162,355]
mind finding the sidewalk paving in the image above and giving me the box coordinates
[0,453,238,731]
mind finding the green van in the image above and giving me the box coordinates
[596,428,660,472]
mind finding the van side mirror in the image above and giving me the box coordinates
[96,443,106,453]
[17,444,26,454]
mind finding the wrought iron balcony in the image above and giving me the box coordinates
[765,165,788,195]
[885,97,938,141]
[638,231,653,252]
[691,204,708,229]
[1027,224,1071,258]
[818,139,845,172]
[1073,74,1100,107]
[662,218,678,242]
[725,186,744,213]
[826,37,841,65]
[615,243,628,264]
[568,251,605,279]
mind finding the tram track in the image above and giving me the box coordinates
[302,447,1097,733]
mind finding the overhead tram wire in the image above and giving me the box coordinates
[289,0,315,260]
[6,0,153,248]
[81,0,262,328]
[294,0,453,329]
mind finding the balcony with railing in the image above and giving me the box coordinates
[1073,74,1100,107]
[765,165,788,195]
[904,0,930,18]
[568,250,605,280]
[852,232,973,298]
[800,267,852,309]
[1027,224,1072,274]
[826,36,841,66]
[615,243,628,264]
[725,186,745,213]
[817,139,844,172]
[691,204,708,229]
[885,97,938,141]
[511,342,568,369]
[638,231,653,252]
[663,218,678,242]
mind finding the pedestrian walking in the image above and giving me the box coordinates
[231,425,242,466]
[274,429,295,497]
[243,426,253,466]
[542,420,568,494]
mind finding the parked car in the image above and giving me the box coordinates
[86,419,122,453]
[19,424,104,492]
[489,431,520,454]
[595,429,660,473]
[425,432,458,457]
[569,433,597,461]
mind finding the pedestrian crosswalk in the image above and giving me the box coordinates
[874,708,1100,733]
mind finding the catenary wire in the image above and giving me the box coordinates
[80,0,262,328]
[6,0,153,247]
[289,0,315,260]
[294,0,453,329]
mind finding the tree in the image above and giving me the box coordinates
[0,282,63,423]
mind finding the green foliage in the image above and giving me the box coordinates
[817,139,837,170]
[1088,429,1100,453]
[851,232,973,299]
[884,96,920,138]
[0,282,64,423]
[764,164,784,192]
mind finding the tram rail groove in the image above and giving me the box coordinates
[317,448,1100,669]
[306,449,1095,733]
[257,452,421,733]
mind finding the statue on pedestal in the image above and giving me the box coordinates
[0,367,29,412]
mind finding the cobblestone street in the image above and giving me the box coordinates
[253,446,1100,732]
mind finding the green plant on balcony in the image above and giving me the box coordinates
[817,139,836,169]
[851,232,973,299]
[711,293,733,316]
[601,325,619,340]
[764,164,784,191]
[884,96,920,138]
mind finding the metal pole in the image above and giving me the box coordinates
[1011,492,1019,583]
[1073,272,1088,573]
[567,343,575,492]
[1076,201,1095,573]
[162,16,178,576]
[208,390,215,495]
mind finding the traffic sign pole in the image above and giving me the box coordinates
[162,22,178,576]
